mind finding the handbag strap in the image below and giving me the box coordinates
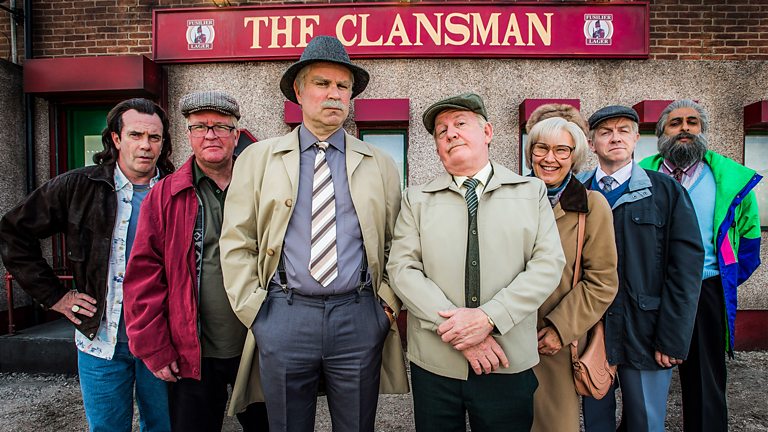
[570,193,588,360]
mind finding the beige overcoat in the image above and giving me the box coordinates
[531,179,619,432]
[220,127,409,415]
[387,162,565,379]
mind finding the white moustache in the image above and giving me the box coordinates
[321,101,346,110]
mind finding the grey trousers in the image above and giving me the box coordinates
[252,288,391,432]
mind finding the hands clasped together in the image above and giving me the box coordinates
[436,308,509,375]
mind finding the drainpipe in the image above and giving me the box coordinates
[9,0,17,64]
[24,0,34,194]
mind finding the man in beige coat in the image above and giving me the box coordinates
[388,93,565,432]
[220,36,407,431]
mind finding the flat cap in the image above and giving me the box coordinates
[588,105,638,130]
[180,90,241,120]
[422,92,488,134]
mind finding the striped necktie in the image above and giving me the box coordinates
[463,177,481,308]
[309,141,338,287]
[463,178,480,216]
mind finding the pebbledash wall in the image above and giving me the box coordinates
[0,1,767,345]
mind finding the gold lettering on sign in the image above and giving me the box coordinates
[336,14,357,46]
[359,14,383,46]
[470,13,501,46]
[244,16,270,49]
[413,13,442,46]
[527,13,553,46]
[269,16,295,48]
[297,15,320,47]
[445,13,470,46]
[501,13,524,46]
[385,14,413,46]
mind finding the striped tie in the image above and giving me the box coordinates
[309,141,338,287]
[463,178,480,216]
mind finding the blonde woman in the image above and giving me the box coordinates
[526,116,619,431]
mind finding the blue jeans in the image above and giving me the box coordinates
[78,342,170,432]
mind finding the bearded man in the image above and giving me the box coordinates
[640,99,762,432]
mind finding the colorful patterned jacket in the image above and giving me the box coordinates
[641,150,762,353]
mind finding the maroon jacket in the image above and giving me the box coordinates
[123,158,203,379]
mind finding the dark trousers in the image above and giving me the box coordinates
[253,288,391,432]
[169,356,268,432]
[679,276,728,432]
[411,362,538,432]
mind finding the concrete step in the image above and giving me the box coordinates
[0,318,77,374]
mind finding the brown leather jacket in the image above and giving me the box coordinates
[0,164,118,339]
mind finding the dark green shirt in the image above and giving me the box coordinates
[193,161,246,359]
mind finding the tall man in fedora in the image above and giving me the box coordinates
[220,35,408,431]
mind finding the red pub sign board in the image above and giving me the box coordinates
[153,2,649,63]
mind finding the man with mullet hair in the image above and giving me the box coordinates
[220,36,408,432]
[640,99,762,432]
[0,98,174,431]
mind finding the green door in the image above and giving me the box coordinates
[66,107,111,170]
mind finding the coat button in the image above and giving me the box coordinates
[285,199,293,207]
[267,249,275,256]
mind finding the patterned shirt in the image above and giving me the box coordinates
[74,165,160,359]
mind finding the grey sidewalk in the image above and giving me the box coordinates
[1,351,767,431]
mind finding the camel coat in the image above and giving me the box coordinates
[220,127,409,415]
[531,178,619,432]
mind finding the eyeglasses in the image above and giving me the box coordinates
[187,124,236,138]
[531,142,574,160]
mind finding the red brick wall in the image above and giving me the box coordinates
[0,0,766,63]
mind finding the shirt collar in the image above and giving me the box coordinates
[113,164,160,191]
[299,124,346,153]
[595,160,633,185]
[453,161,492,190]
[661,159,701,175]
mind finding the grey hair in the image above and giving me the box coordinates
[431,111,488,139]
[587,118,639,142]
[527,117,589,173]
[656,99,710,137]
[295,62,355,95]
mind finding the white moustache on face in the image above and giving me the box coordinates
[321,100,346,110]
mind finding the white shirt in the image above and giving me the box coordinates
[595,161,633,190]
[74,164,160,360]
[453,161,492,198]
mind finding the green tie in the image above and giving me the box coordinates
[463,178,481,308]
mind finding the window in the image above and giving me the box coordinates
[743,101,768,228]
[520,132,531,176]
[744,134,768,227]
[634,133,658,162]
[359,129,408,189]
[353,98,410,189]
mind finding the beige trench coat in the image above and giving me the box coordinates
[220,128,409,415]
[531,179,619,432]
[387,162,566,379]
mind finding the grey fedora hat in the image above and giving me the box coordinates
[279,35,370,104]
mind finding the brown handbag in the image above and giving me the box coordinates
[569,208,617,400]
